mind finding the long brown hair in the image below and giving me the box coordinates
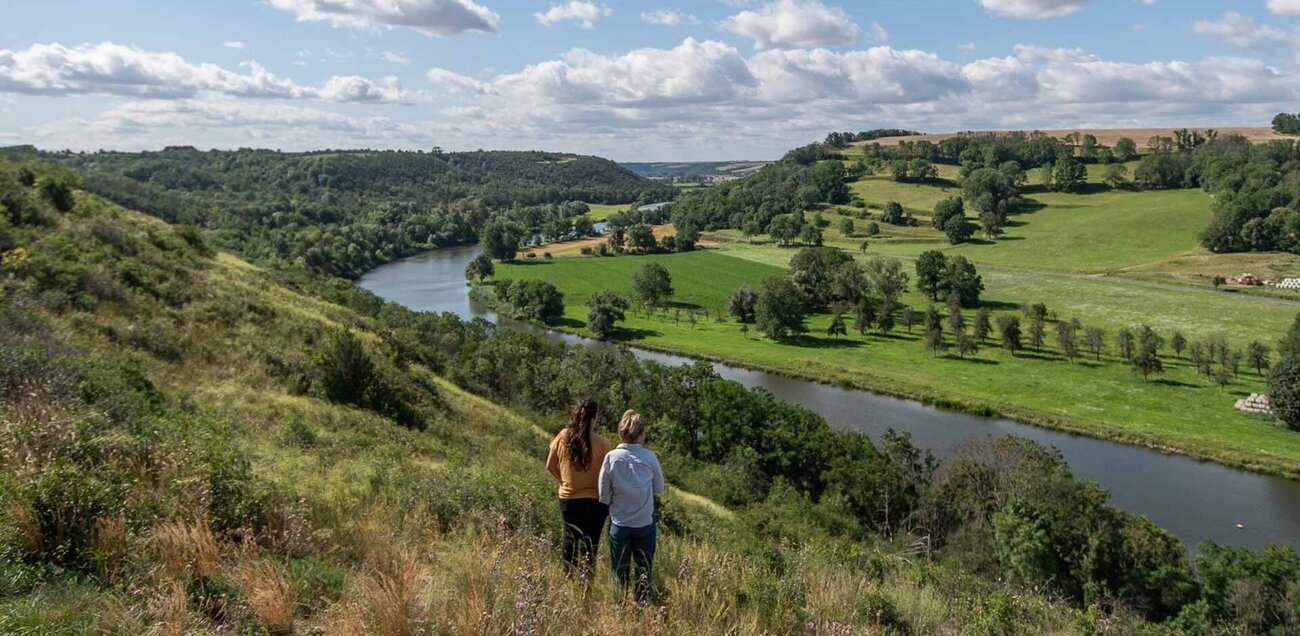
[563,399,598,471]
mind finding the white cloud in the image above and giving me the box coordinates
[383,51,411,65]
[1269,0,1300,15]
[723,0,862,49]
[0,42,311,99]
[640,9,697,26]
[319,75,426,103]
[959,42,978,54]
[1193,12,1299,49]
[0,42,423,104]
[534,1,611,28]
[426,67,489,93]
[978,0,1090,19]
[223,41,245,50]
[267,0,498,36]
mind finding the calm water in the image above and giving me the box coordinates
[359,245,1300,549]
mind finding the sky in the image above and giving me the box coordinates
[2,0,1300,161]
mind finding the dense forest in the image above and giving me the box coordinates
[0,145,673,278]
[4,157,1300,633]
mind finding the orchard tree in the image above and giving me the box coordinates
[1131,325,1165,382]
[902,307,917,333]
[755,276,810,340]
[632,262,673,308]
[1057,321,1079,362]
[956,332,979,359]
[1084,327,1106,361]
[974,308,992,342]
[1116,328,1135,361]
[1027,317,1045,350]
[1247,341,1272,375]
[997,315,1023,355]
[925,328,947,357]
[1171,331,1187,358]
[838,217,855,236]
[828,314,848,339]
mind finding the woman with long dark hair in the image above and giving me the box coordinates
[545,398,611,573]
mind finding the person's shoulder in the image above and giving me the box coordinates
[549,429,566,449]
[593,433,612,451]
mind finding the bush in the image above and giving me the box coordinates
[1269,354,1300,431]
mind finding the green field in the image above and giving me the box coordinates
[582,202,632,220]
[496,248,1300,476]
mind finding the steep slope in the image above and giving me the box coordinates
[0,168,1136,633]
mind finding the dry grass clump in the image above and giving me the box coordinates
[232,557,296,634]
[149,520,220,582]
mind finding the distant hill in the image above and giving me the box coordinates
[622,161,771,179]
[861,127,1289,147]
[0,146,673,278]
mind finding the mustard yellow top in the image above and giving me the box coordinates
[549,430,611,500]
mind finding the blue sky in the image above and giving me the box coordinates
[2,0,1300,160]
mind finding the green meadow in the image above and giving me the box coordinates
[497,247,1300,476]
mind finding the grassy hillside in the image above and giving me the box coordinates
[495,247,1300,476]
[0,172,1162,633]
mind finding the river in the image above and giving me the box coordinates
[359,244,1300,549]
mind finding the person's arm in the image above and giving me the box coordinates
[545,445,561,481]
[598,455,613,505]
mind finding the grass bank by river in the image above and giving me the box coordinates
[491,248,1300,479]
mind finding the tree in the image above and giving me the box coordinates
[1052,158,1087,192]
[1131,325,1164,382]
[632,262,673,308]
[962,167,1016,237]
[789,247,854,308]
[586,291,630,339]
[500,278,565,322]
[1269,355,1300,431]
[1114,137,1138,162]
[727,286,759,323]
[924,305,942,334]
[800,222,824,246]
[1273,112,1300,135]
[902,307,917,333]
[854,298,875,336]
[974,308,992,342]
[947,304,966,339]
[877,297,897,333]
[863,257,909,305]
[955,332,979,359]
[1280,313,1300,359]
[944,256,984,308]
[1027,317,1045,350]
[909,158,938,181]
[996,315,1023,355]
[1213,366,1233,391]
[864,222,880,237]
[37,174,76,212]
[464,252,495,282]
[890,160,909,182]
[1084,327,1105,361]
[768,214,802,247]
[1171,331,1187,358]
[827,314,848,339]
[755,276,809,340]
[1247,341,1271,375]
[1057,321,1078,362]
[943,213,974,244]
[1104,163,1129,190]
[932,197,965,231]
[480,219,524,262]
[627,224,657,253]
[925,328,947,357]
[915,250,948,301]
[1116,328,1135,362]
[881,201,908,225]
[838,217,855,236]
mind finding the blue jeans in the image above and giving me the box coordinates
[609,523,656,603]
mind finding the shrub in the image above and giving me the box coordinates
[1269,355,1300,431]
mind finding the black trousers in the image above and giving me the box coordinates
[559,498,609,573]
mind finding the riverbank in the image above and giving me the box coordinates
[485,249,1300,481]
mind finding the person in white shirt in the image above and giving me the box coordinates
[597,410,664,604]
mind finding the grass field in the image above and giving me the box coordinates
[581,202,631,220]
[496,248,1300,476]
[858,127,1291,148]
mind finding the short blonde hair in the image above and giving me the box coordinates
[617,410,646,443]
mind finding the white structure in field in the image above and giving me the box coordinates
[1279,278,1300,290]
[1235,394,1271,415]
